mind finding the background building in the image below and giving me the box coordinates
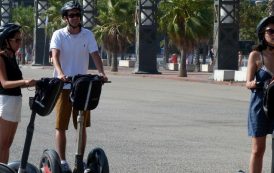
[250,0,268,5]
[13,0,33,7]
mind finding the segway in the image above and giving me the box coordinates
[39,74,110,173]
[0,78,64,173]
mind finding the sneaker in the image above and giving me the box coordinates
[61,162,72,173]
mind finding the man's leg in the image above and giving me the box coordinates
[82,127,87,157]
[55,90,72,173]
[56,129,66,160]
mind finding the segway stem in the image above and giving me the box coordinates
[18,111,37,173]
[76,111,84,155]
[73,110,85,173]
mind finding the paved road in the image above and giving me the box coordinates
[8,66,272,173]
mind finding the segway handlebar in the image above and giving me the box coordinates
[64,74,111,84]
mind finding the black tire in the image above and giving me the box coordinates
[86,147,109,173]
[0,163,16,173]
[8,161,40,173]
[39,149,61,173]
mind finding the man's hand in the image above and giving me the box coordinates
[58,74,67,81]
[98,73,108,82]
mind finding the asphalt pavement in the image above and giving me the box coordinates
[8,65,269,173]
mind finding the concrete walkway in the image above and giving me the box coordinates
[9,64,258,173]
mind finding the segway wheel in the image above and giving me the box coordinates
[39,149,61,173]
[87,147,109,173]
[8,161,40,173]
[0,163,16,173]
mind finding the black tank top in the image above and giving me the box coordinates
[0,54,22,96]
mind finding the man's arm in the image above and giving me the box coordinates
[90,51,108,81]
[52,48,66,80]
[90,51,106,75]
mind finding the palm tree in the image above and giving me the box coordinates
[12,6,35,64]
[158,0,213,77]
[240,1,267,42]
[268,0,274,15]
[94,0,136,72]
[45,0,67,38]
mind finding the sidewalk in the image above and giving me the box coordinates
[21,64,246,87]
[92,66,246,87]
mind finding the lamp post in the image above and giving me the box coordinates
[213,0,239,70]
[82,0,97,69]
[0,0,12,25]
[33,0,49,66]
[134,0,159,74]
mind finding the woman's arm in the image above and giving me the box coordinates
[246,51,259,89]
[0,56,35,88]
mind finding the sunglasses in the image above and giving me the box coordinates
[265,29,274,35]
[9,38,22,43]
[67,13,81,18]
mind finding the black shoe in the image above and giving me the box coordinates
[61,162,72,173]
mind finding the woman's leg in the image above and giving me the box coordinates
[249,136,266,173]
[0,117,18,163]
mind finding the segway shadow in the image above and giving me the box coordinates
[39,74,110,173]
[0,78,64,173]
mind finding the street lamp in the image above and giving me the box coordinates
[213,0,239,70]
[134,0,159,74]
[0,0,11,25]
[33,0,49,66]
[82,0,97,69]
[82,0,97,28]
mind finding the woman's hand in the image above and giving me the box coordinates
[246,80,257,89]
[24,79,36,87]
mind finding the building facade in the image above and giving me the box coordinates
[13,0,33,7]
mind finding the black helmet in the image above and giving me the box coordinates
[61,1,83,17]
[0,23,21,48]
[256,16,274,42]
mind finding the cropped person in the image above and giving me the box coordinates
[0,23,36,163]
[50,1,107,172]
[246,16,274,173]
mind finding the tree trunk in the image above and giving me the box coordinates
[163,34,169,69]
[107,52,112,66]
[194,47,200,72]
[121,53,125,60]
[179,50,187,77]
[111,53,118,72]
[202,43,208,64]
[20,40,26,65]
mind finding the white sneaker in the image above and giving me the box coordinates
[61,162,72,173]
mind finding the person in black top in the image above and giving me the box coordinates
[0,23,36,163]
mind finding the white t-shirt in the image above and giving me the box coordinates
[50,27,98,78]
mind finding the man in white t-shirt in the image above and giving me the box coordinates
[50,1,107,172]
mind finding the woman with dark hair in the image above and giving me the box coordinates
[0,23,36,163]
[246,16,274,173]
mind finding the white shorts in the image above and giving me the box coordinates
[0,95,22,122]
